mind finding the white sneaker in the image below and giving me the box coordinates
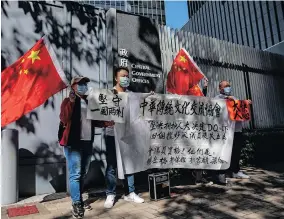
[124,192,144,203]
[218,174,227,184]
[104,195,115,209]
[233,171,250,179]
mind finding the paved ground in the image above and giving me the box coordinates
[2,163,284,219]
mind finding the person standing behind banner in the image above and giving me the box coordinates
[59,76,110,219]
[104,67,145,209]
[215,80,252,185]
[192,78,214,185]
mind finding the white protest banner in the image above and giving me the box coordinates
[87,88,128,123]
[113,92,152,179]
[140,94,235,170]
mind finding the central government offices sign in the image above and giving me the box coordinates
[116,11,164,93]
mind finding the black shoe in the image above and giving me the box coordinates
[83,202,92,211]
[72,202,85,218]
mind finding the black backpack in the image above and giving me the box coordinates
[58,121,66,143]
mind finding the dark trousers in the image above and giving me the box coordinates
[105,135,135,195]
[219,132,243,174]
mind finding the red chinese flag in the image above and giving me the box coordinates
[187,84,204,96]
[166,48,205,95]
[226,99,251,121]
[1,36,68,127]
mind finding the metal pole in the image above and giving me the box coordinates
[242,63,255,130]
[1,129,19,205]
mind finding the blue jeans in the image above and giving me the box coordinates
[105,135,135,195]
[64,141,93,204]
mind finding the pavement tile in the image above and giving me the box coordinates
[2,163,284,219]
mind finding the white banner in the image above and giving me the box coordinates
[87,88,128,123]
[114,93,235,177]
[141,94,235,170]
[114,93,151,179]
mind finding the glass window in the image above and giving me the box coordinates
[151,1,156,9]
[258,20,264,33]
[272,24,278,35]
[259,31,265,41]
[267,37,272,47]
[261,2,268,15]
[260,41,266,49]
[127,1,134,6]
[269,8,276,25]
[273,34,279,43]
[161,1,164,9]
[281,31,284,41]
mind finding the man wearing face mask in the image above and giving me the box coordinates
[215,80,252,184]
[104,67,145,209]
[59,76,110,218]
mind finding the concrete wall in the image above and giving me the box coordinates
[1,1,107,196]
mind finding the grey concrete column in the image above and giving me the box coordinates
[1,129,19,205]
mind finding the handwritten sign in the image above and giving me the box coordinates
[226,99,251,121]
[114,93,235,177]
[87,88,128,123]
[140,94,223,121]
[141,94,235,169]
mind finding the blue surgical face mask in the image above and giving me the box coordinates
[119,77,130,88]
[223,86,232,96]
[77,84,88,95]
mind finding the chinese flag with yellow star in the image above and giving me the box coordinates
[1,36,68,127]
[166,48,205,96]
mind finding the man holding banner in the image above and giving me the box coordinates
[215,80,252,184]
[104,67,145,209]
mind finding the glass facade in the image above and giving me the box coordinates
[182,1,284,50]
[81,0,166,25]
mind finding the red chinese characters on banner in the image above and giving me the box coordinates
[226,99,251,121]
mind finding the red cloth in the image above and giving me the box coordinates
[226,99,251,121]
[187,84,204,96]
[1,36,68,127]
[166,48,205,95]
[59,98,74,146]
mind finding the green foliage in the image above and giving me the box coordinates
[241,129,284,167]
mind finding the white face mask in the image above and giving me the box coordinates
[77,84,88,95]
[119,77,130,88]
[222,87,232,96]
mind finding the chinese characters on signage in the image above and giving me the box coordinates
[226,99,251,121]
[147,145,228,167]
[118,48,162,86]
[86,91,237,172]
[138,94,235,170]
[146,120,231,169]
[87,88,128,123]
[140,94,224,122]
